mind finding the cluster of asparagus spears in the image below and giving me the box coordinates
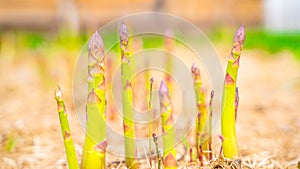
[54,23,245,168]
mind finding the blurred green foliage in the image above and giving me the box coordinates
[5,135,18,152]
[142,35,164,49]
[1,28,300,60]
[246,29,300,58]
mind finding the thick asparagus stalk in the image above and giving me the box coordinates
[159,81,177,169]
[81,31,107,169]
[191,64,209,158]
[221,26,245,159]
[208,90,214,160]
[55,86,80,169]
[119,22,138,169]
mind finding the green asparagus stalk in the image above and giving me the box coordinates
[55,86,80,169]
[81,30,107,169]
[221,25,245,159]
[191,64,209,158]
[153,133,162,169]
[208,90,214,160]
[119,22,138,169]
[148,77,154,166]
[159,81,177,169]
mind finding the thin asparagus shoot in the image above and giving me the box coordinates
[208,90,214,161]
[199,145,203,167]
[81,30,108,169]
[189,148,193,163]
[148,77,154,166]
[55,86,80,169]
[191,64,209,158]
[221,25,245,159]
[119,22,138,169]
[153,133,162,169]
[235,87,239,122]
[218,135,225,159]
[159,81,177,169]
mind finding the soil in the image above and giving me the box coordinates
[0,46,299,168]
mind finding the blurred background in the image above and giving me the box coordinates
[0,0,300,168]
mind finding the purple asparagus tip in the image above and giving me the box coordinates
[150,77,154,84]
[119,22,129,44]
[88,30,105,63]
[152,133,158,142]
[234,25,245,44]
[88,30,104,54]
[191,63,198,74]
[159,80,169,97]
[210,90,214,99]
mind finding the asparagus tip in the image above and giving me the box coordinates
[88,30,104,59]
[191,63,199,74]
[55,85,63,100]
[119,22,129,44]
[234,25,245,44]
[150,77,154,84]
[152,133,157,140]
[210,90,214,99]
[159,80,168,96]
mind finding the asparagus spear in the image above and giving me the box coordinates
[199,145,203,167]
[218,135,225,159]
[153,133,162,169]
[119,22,138,169]
[191,64,209,158]
[208,90,214,160]
[221,26,245,159]
[55,86,80,169]
[148,77,154,166]
[81,30,107,169]
[159,81,177,169]
[235,87,239,122]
